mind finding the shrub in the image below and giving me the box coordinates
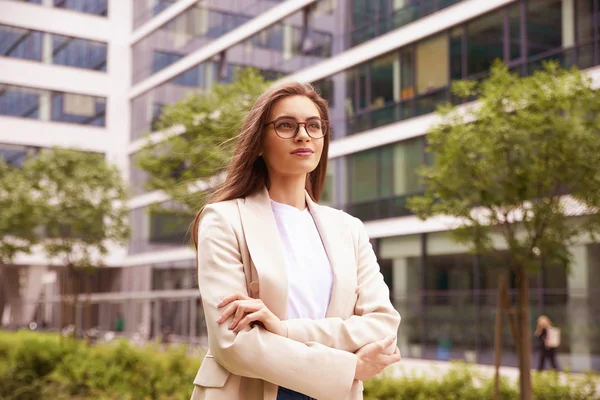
[0,330,598,399]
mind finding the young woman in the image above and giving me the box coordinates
[535,315,559,371]
[190,82,401,400]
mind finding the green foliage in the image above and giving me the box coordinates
[363,364,599,400]
[135,68,269,213]
[0,330,200,400]
[1,331,597,400]
[0,160,44,263]
[408,61,600,272]
[23,147,131,270]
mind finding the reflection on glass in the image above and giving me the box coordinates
[0,24,108,71]
[466,11,504,77]
[0,25,42,61]
[527,0,563,57]
[52,34,107,71]
[0,84,105,126]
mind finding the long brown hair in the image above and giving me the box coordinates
[190,81,330,248]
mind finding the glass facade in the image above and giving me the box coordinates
[377,233,600,371]
[348,0,466,48]
[327,0,600,137]
[0,84,106,126]
[131,3,338,141]
[128,201,192,254]
[132,1,334,85]
[0,143,39,167]
[0,24,108,71]
[133,0,178,29]
[6,0,108,16]
[345,136,425,221]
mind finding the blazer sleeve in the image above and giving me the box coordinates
[281,215,401,354]
[197,204,358,400]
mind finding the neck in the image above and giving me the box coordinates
[268,173,307,210]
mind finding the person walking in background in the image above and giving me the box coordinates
[190,82,401,400]
[536,315,560,371]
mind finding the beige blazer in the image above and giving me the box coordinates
[191,188,401,400]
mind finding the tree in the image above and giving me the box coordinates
[24,147,131,337]
[136,68,269,214]
[408,61,600,400]
[0,160,45,325]
[0,160,43,264]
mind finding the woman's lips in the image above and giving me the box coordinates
[291,148,314,156]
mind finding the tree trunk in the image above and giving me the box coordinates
[84,273,92,345]
[71,268,80,339]
[516,269,532,400]
[493,274,507,400]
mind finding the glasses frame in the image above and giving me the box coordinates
[264,117,329,139]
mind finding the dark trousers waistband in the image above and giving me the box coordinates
[276,386,315,400]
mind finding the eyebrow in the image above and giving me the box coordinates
[275,115,321,120]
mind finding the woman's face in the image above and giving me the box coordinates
[261,95,325,180]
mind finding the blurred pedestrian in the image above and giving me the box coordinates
[535,315,560,371]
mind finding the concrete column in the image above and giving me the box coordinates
[562,0,575,48]
[567,245,592,371]
[21,265,47,324]
[392,258,409,356]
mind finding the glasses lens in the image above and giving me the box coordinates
[274,118,298,138]
[307,119,326,137]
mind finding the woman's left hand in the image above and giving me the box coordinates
[217,293,287,336]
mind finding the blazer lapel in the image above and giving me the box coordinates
[305,192,354,318]
[237,188,288,320]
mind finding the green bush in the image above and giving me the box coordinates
[364,362,600,400]
[0,330,200,400]
[0,330,598,399]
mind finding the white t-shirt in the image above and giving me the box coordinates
[270,199,334,320]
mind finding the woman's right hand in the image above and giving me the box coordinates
[354,335,401,381]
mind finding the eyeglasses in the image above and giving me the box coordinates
[264,117,328,139]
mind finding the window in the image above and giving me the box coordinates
[152,51,183,74]
[0,25,107,71]
[466,10,504,76]
[7,0,107,15]
[0,25,42,61]
[415,34,449,94]
[51,92,106,126]
[313,78,334,107]
[53,0,108,16]
[0,144,38,167]
[393,137,423,196]
[370,53,398,109]
[527,0,563,57]
[348,149,379,203]
[576,0,596,43]
[320,162,336,205]
[52,34,107,71]
[149,210,191,244]
[0,85,42,119]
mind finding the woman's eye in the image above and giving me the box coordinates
[308,123,320,130]
[278,122,293,129]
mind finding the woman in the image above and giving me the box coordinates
[535,315,559,371]
[190,82,401,400]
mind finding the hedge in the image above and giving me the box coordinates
[1,330,598,399]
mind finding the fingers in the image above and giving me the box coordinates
[233,310,263,333]
[216,301,239,323]
[229,303,251,329]
[217,292,249,308]
[381,347,402,366]
[377,335,397,351]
